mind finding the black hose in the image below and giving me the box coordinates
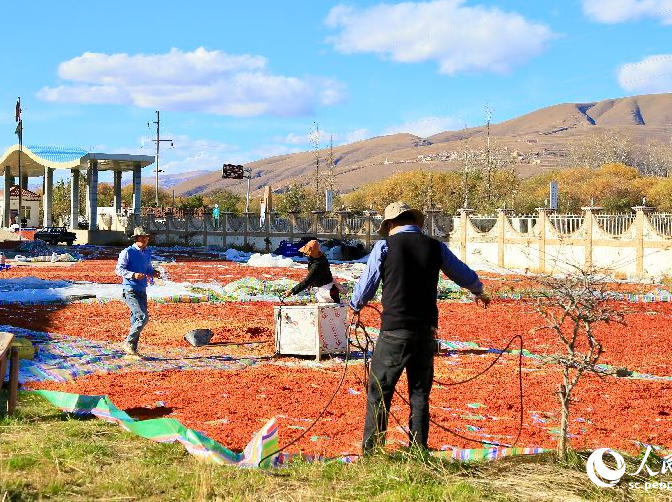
[358,304,525,449]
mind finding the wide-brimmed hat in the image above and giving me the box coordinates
[298,239,322,258]
[377,202,425,237]
[131,226,151,239]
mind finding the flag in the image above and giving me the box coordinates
[15,99,21,122]
[15,120,22,144]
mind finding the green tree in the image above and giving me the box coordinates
[121,184,171,207]
[97,183,114,207]
[276,183,315,215]
[179,195,205,210]
[206,189,243,213]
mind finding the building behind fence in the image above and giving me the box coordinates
[126,206,672,277]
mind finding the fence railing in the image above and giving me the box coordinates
[549,214,584,235]
[124,207,672,276]
[469,215,497,233]
[649,213,672,237]
[596,214,636,235]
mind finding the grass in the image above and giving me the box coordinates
[0,392,669,501]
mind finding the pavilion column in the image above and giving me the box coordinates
[113,170,122,213]
[20,173,28,190]
[43,167,54,227]
[3,166,10,227]
[70,169,80,231]
[88,160,98,231]
[132,163,142,216]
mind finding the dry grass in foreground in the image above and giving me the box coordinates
[0,392,669,502]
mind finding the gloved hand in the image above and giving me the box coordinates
[474,292,491,308]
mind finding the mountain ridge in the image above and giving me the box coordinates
[173,93,672,197]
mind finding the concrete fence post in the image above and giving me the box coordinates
[580,206,603,270]
[222,212,231,248]
[265,211,272,252]
[425,209,441,238]
[364,211,377,251]
[243,212,252,248]
[632,205,655,275]
[535,208,555,273]
[337,210,348,240]
[496,208,514,268]
[458,208,474,262]
[312,211,325,238]
[288,212,297,243]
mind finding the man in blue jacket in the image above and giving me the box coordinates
[350,202,490,454]
[115,227,161,356]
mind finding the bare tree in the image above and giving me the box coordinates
[635,139,672,177]
[532,267,626,461]
[565,130,672,176]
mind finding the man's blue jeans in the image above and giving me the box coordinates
[123,289,148,349]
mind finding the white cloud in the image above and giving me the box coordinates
[37,47,346,117]
[343,128,370,144]
[282,132,311,145]
[618,54,672,93]
[582,0,672,24]
[279,127,372,147]
[385,115,463,137]
[250,144,303,159]
[125,133,243,175]
[325,0,556,74]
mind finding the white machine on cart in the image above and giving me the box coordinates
[274,304,348,360]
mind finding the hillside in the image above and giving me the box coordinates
[174,93,672,197]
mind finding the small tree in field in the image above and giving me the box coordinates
[532,267,626,461]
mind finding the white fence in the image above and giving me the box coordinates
[128,207,672,277]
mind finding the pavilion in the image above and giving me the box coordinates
[0,145,154,242]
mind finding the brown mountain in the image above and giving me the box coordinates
[174,93,672,197]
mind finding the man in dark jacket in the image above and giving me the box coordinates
[285,239,340,303]
[350,202,490,454]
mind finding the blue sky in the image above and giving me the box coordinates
[2,0,671,184]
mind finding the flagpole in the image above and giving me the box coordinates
[16,97,22,239]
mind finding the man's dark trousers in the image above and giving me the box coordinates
[362,327,435,453]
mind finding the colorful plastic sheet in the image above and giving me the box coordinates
[34,389,547,468]
[34,390,279,467]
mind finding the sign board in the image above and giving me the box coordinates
[222,164,244,179]
[325,190,333,212]
[549,181,558,210]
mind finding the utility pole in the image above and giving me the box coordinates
[328,135,335,193]
[148,111,173,206]
[485,104,494,200]
[461,149,473,209]
[244,167,252,212]
[310,122,320,209]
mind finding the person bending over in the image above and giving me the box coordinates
[285,239,340,303]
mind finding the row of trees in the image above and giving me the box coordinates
[44,162,672,225]
[342,163,672,214]
[47,179,245,225]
